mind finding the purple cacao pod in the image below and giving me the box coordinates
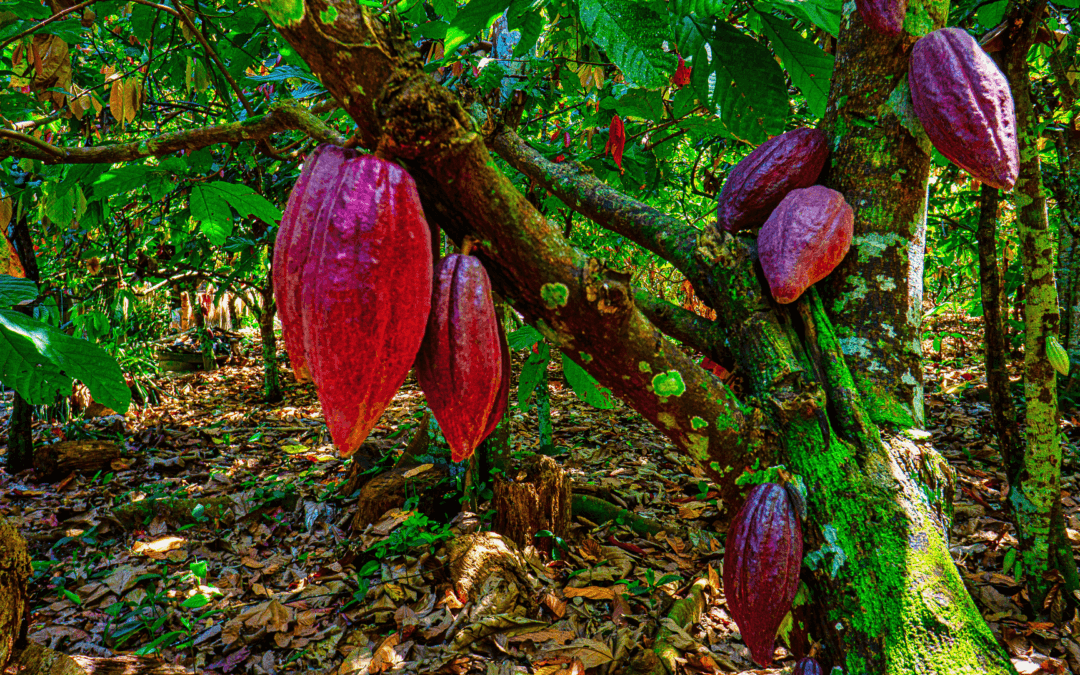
[794,657,824,675]
[723,483,803,666]
[273,144,356,381]
[286,152,432,458]
[716,128,829,233]
[856,0,907,37]
[757,186,853,304]
[909,28,1019,190]
[416,254,503,463]
[480,322,511,441]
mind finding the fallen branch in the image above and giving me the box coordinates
[652,577,709,675]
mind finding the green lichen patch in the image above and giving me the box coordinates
[540,282,570,309]
[260,0,305,27]
[638,361,652,373]
[691,416,708,430]
[319,5,338,23]
[579,352,593,363]
[657,412,678,429]
[687,433,709,459]
[652,370,686,398]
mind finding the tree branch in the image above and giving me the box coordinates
[0,101,345,164]
[263,0,770,503]
[633,290,731,362]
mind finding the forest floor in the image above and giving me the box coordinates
[1,320,1079,675]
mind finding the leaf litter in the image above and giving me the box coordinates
[0,324,1078,674]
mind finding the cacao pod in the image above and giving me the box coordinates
[723,482,803,666]
[480,322,512,440]
[856,0,906,37]
[1048,335,1070,376]
[273,144,355,382]
[417,254,503,463]
[716,128,829,233]
[793,657,824,675]
[757,186,854,304]
[279,149,433,458]
[909,28,1019,190]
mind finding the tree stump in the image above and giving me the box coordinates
[1,515,31,669]
[492,455,570,555]
[34,441,121,481]
[350,463,452,531]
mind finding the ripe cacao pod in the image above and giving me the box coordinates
[793,657,823,675]
[909,28,1019,190]
[723,482,803,666]
[273,144,355,381]
[1048,335,1070,376]
[757,186,854,304]
[278,148,433,458]
[856,0,906,37]
[417,254,503,463]
[480,323,512,440]
[716,128,829,233]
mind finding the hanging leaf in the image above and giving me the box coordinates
[125,78,142,122]
[577,0,675,88]
[0,275,36,307]
[673,54,692,87]
[759,15,834,119]
[443,0,511,56]
[675,17,788,143]
[561,354,616,409]
[604,115,626,170]
[109,78,127,125]
[759,0,842,37]
[190,182,283,245]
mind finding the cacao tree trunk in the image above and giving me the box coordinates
[6,210,41,473]
[258,267,282,403]
[261,1,1017,671]
[1000,0,1078,608]
[976,184,1022,475]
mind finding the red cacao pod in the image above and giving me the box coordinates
[909,28,1019,190]
[856,0,906,36]
[480,323,512,441]
[273,144,356,381]
[283,150,433,458]
[757,186,853,304]
[722,482,803,666]
[417,254,503,463]
[793,657,823,675]
[716,128,829,233]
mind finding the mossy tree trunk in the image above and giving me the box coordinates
[1000,0,1079,609]
[260,0,1016,670]
[258,246,282,403]
[1048,43,1080,359]
[976,184,1022,474]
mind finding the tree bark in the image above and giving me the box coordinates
[817,0,947,428]
[976,184,1022,475]
[1000,0,1077,608]
[6,209,42,473]
[258,251,282,402]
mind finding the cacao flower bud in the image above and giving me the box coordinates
[757,186,854,304]
[716,128,829,233]
[723,483,803,666]
[416,254,504,463]
[909,28,1019,190]
[793,657,824,675]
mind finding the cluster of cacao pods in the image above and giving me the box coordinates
[714,128,853,304]
[274,144,507,462]
[723,482,803,666]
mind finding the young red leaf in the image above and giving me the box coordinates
[604,115,625,170]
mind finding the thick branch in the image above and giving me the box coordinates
[633,291,731,362]
[0,102,344,164]
[263,0,770,504]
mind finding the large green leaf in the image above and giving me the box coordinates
[191,182,282,245]
[0,309,130,411]
[444,0,512,56]
[517,342,550,411]
[670,0,732,19]
[560,354,616,409]
[760,15,834,119]
[676,17,788,143]
[759,0,842,37]
[578,0,676,89]
[0,275,38,308]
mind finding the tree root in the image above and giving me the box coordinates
[651,577,709,675]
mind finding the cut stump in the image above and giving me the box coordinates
[492,455,570,555]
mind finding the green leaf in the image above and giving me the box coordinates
[760,15,833,119]
[759,0,842,37]
[561,353,616,409]
[507,324,543,350]
[578,0,676,89]
[517,343,550,410]
[181,594,210,609]
[676,17,788,143]
[0,275,38,308]
[190,182,282,246]
[670,0,731,18]
[976,0,1008,28]
[0,309,130,412]
[508,0,546,59]
[444,0,512,56]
